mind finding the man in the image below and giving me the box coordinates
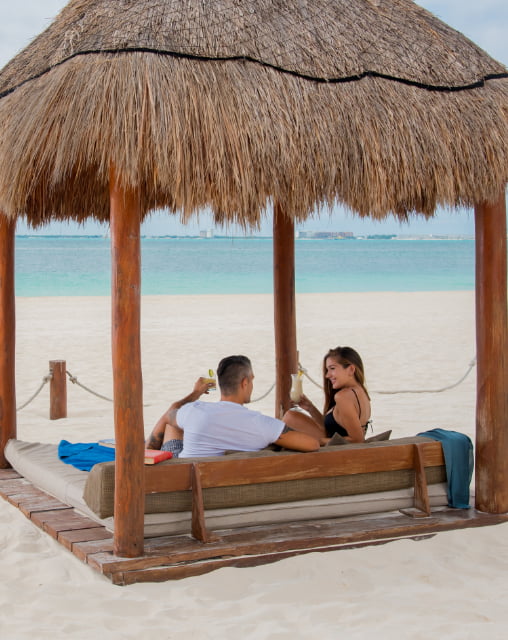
[146,355,320,457]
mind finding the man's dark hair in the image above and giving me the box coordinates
[217,355,252,395]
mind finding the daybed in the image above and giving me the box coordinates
[5,436,449,539]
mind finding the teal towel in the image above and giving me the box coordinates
[417,428,473,509]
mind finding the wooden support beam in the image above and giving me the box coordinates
[0,216,16,468]
[110,168,145,557]
[474,191,508,513]
[49,360,67,420]
[273,202,298,418]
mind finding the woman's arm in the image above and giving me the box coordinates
[333,389,365,443]
[296,394,324,424]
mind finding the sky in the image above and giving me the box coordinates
[0,1,506,237]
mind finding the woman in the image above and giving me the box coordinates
[284,346,371,444]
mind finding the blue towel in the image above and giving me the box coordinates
[58,439,116,471]
[417,428,474,509]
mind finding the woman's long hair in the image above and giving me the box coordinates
[323,346,370,413]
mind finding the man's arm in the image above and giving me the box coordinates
[146,377,213,449]
[274,425,320,452]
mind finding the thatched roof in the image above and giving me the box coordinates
[0,0,506,227]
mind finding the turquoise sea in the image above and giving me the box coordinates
[14,236,475,297]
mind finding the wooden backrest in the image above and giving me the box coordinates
[144,441,444,493]
[144,441,444,541]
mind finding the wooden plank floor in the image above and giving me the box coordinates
[1,468,507,586]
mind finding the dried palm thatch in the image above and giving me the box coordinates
[0,0,506,228]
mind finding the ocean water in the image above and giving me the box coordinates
[14,236,475,297]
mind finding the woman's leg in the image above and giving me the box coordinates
[283,409,326,441]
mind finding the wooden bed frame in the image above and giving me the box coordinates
[145,440,444,542]
[3,436,507,585]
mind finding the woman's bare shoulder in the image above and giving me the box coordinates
[334,386,365,404]
[334,388,355,402]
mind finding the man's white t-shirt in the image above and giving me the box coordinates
[177,400,285,458]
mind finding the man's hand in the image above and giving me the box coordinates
[193,377,216,396]
[275,425,320,452]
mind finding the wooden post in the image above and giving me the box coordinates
[190,464,217,543]
[49,360,67,420]
[400,443,431,518]
[273,202,298,418]
[474,191,508,513]
[110,168,145,557]
[0,216,16,468]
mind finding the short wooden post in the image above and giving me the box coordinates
[474,191,508,513]
[273,202,298,418]
[0,216,16,468]
[400,444,431,518]
[49,360,67,420]
[110,167,145,557]
[190,464,216,543]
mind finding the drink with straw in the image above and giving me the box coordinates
[290,371,304,402]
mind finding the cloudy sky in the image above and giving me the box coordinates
[1,1,506,236]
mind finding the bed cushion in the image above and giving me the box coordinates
[4,439,101,521]
[5,438,449,539]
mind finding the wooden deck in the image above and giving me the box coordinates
[2,468,507,586]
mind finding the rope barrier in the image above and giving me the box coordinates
[249,382,276,404]
[299,357,477,395]
[15,355,477,413]
[66,370,151,407]
[66,371,113,403]
[371,357,477,395]
[16,374,52,411]
[299,365,323,390]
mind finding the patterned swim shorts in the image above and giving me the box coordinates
[161,439,183,458]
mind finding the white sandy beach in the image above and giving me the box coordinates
[2,290,508,639]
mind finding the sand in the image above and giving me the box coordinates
[2,290,508,639]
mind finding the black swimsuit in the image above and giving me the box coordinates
[324,388,370,438]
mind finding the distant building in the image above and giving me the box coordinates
[199,229,214,239]
[296,230,354,239]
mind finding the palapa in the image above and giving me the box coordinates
[0,0,506,228]
[0,1,507,563]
